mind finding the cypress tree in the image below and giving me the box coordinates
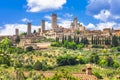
[62,35,64,44]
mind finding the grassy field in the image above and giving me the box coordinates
[0,47,120,79]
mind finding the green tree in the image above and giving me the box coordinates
[55,37,59,42]
[76,30,80,34]
[68,35,72,42]
[75,37,79,44]
[57,54,78,66]
[33,60,42,70]
[0,37,12,52]
[26,46,34,52]
[62,35,65,44]
[20,32,27,36]
[89,53,100,64]
[33,30,36,34]
[106,56,114,67]
[81,37,89,45]
[15,36,20,44]
[112,35,118,47]
[99,59,108,67]
[91,35,94,44]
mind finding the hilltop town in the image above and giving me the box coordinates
[0,13,120,49]
[0,13,120,80]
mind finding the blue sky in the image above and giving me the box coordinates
[0,0,120,35]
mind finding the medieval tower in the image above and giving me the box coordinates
[15,28,19,36]
[41,20,45,33]
[73,17,78,28]
[27,22,31,36]
[52,13,57,30]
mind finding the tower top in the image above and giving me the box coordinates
[74,17,77,20]
[52,13,57,16]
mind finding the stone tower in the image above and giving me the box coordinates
[41,20,45,33]
[52,13,57,30]
[73,17,78,28]
[15,28,19,36]
[27,22,31,36]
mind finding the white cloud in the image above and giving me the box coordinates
[96,22,117,30]
[0,24,39,36]
[44,15,51,20]
[94,10,111,22]
[86,23,96,29]
[64,13,73,18]
[59,20,72,28]
[87,0,120,22]
[26,0,66,12]
[21,18,31,22]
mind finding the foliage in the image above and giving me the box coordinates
[46,69,78,80]
[51,42,62,47]
[67,42,77,50]
[117,46,120,51]
[99,59,108,67]
[33,60,42,70]
[89,53,100,64]
[15,36,20,44]
[92,45,104,48]
[0,37,12,52]
[15,69,26,80]
[77,43,84,50]
[68,35,72,42]
[55,37,59,42]
[105,56,114,67]
[33,30,36,34]
[57,54,78,66]
[0,54,10,66]
[113,61,119,68]
[76,55,85,64]
[20,32,27,36]
[26,46,34,52]
[81,37,89,45]
[93,72,103,79]
[76,30,80,34]
[112,35,119,47]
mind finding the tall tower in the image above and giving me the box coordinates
[52,13,57,30]
[41,20,45,33]
[73,17,78,28]
[27,22,31,36]
[15,28,19,36]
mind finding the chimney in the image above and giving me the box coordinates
[86,66,92,75]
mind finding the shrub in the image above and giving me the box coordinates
[117,46,120,51]
[77,44,84,49]
[57,54,78,66]
[89,53,100,64]
[105,56,114,67]
[93,72,103,79]
[26,46,34,52]
[92,45,104,48]
[99,59,108,67]
[67,42,77,50]
[76,55,85,64]
[51,42,62,47]
[0,55,10,66]
[113,61,119,68]
[43,53,48,57]
[33,61,42,70]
